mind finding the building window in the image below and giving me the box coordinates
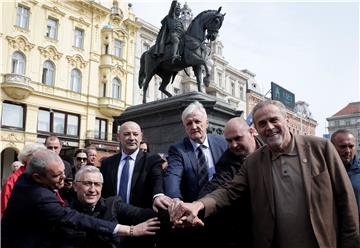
[95,118,107,140]
[74,27,84,48]
[231,82,235,96]
[11,51,26,75]
[42,60,55,86]
[16,5,29,29]
[37,108,79,137]
[112,78,121,99]
[218,72,223,87]
[46,17,58,39]
[239,86,244,100]
[38,109,50,132]
[114,39,122,57]
[54,112,65,134]
[1,102,25,130]
[67,114,79,136]
[70,68,81,92]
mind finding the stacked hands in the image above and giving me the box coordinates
[152,195,205,228]
[168,199,205,228]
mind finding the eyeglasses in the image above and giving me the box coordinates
[76,157,87,162]
[47,146,59,150]
[76,181,103,188]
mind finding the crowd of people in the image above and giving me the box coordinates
[1,100,360,248]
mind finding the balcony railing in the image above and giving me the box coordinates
[2,73,34,100]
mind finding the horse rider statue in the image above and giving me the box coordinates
[153,0,185,64]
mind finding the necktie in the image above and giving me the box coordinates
[118,156,130,203]
[197,145,209,189]
[54,190,65,206]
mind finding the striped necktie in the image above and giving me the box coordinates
[197,145,209,189]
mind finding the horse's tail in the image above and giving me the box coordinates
[138,52,146,89]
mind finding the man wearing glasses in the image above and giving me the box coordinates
[59,165,160,247]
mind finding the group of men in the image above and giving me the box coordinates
[2,99,360,247]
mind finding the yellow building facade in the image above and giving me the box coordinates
[0,0,139,183]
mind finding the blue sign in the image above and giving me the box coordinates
[271,82,295,110]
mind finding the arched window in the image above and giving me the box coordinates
[112,78,121,99]
[70,69,81,92]
[11,51,26,75]
[42,60,55,86]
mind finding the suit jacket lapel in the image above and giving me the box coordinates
[294,135,312,209]
[184,137,198,175]
[111,153,122,194]
[262,148,275,217]
[131,150,145,191]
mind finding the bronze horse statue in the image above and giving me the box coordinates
[138,7,225,103]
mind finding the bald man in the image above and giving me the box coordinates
[198,117,264,248]
[100,121,165,247]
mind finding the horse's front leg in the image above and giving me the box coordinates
[202,58,213,87]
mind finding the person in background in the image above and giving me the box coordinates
[331,129,360,217]
[139,140,150,153]
[45,136,72,181]
[11,161,23,173]
[86,145,98,167]
[58,165,160,248]
[73,149,88,176]
[170,100,359,248]
[1,149,159,247]
[1,143,46,216]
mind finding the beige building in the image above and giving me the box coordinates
[0,0,139,183]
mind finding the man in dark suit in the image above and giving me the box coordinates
[164,101,227,202]
[101,121,171,247]
[100,121,170,209]
[170,100,360,248]
[1,149,146,248]
[198,117,264,248]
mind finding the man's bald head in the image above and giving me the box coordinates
[117,121,143,155]
[224,117,257,157]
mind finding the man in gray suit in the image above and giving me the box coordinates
[169,100,359,248]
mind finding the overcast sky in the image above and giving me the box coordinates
[115,0,359,136]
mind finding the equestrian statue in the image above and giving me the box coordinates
[138,0,225,103]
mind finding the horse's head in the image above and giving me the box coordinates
[204,7,225,41]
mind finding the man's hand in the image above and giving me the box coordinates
[152,195,174,212]
[169,200,205,228]
[132,217,160,236]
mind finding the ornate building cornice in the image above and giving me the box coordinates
[41,4,66,16]
[6,35,35,52]
[66,54,88,69]
[69,16,90,27]
[38,45,63,60]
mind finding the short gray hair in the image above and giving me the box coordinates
[181,101,207,123]
[75,165,103,182]
[27,149,62,176]
[252,100,287,122]
[331,129,354,144]
[18,143,47,164]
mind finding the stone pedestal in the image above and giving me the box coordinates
[114,92,243,154]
